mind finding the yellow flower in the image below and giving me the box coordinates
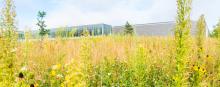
[57,64,61,69]
[35,84,39,87]
[51,70,56,76]
[193,65,199,71]
[199,66,206,74]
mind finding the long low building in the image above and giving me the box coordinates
[17,21,209,39]
[112,21,209,36]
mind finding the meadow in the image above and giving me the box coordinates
[11,36,219,87]
[1,0,220,86]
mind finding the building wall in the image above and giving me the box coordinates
[112,21,204,36]
[17,24,112,39]
[49,24,112,37]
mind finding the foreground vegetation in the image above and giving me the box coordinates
[0,36,215,86]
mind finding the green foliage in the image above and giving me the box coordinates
[146,65,172,87]
[174,0,192,86]
[210,20,220,38]
[132,44,148,86]
[69,28,77,37]
[189,65,206,87]
[41,64,65,87]
[55,27,66,38]
[81,27,90,37]
[55,27,77,38]
[15,65,36,87]
[196,15,206,61]
[37,11,49,38]
[63,60,85,87]
[187,14,207,87]
[124,21,135,36]
[0,0,17,86]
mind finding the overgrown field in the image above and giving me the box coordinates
[8,36,219,86]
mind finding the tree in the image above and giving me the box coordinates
[37,11,49,38]
[174,0,192,86]
[124,21,135,35]
[210,20,220,38]
[56,27,65,38]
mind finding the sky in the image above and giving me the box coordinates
[1,0,220,31]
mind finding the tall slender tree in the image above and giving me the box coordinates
[174,0,192,86]
[124,21,135,36]
[37,11,49,39]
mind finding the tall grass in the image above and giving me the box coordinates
[196,15,206,62]
[188,15,207,87]
[0,0,17,86]
[7,36,219,86]
[174,0,192,86]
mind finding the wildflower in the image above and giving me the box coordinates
[193,65,199,71]
[21,66,27,71]
[56,74,64,79]
[51,70,56,76]
[199,47,203,51]
[172,76,179,82]
[107,73,112,76]
[65,76,70,82]
[19,72,24,79]
[199,66,206,74]
[10,48,17,53]
[30,84,34,87]
[206,55,209,58]
[35,84,39,87]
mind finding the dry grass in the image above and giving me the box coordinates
[12,36,220,86]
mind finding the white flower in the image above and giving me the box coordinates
[56,74,64,78]
[11,48,17,53]
[107,73,111,76]
[21,66,27,71]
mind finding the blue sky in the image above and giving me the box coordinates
[1,0,220,31]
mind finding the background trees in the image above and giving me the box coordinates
[124,21,135,36]
[37,11,49,38]
[210,20,220,38]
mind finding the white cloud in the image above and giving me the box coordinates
[192,0,220,30]
[45,0,177,28]
[11,0,220,31]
